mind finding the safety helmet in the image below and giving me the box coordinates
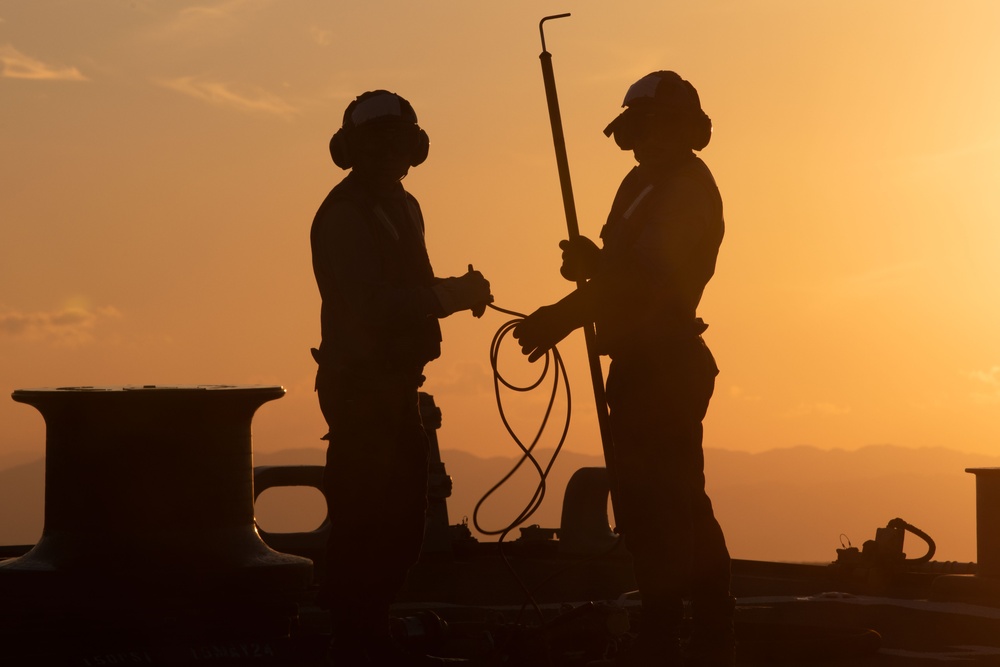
[329,90,430,170]
[603,71,712,152]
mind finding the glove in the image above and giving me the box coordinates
[432,268,493,318]
[559,236,602,282]
[512,291,589,362]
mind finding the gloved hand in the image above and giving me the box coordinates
[513,292,588,362]
[432,267,493,318]
[559,236,601,282]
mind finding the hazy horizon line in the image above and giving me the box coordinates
[1,440,998,468]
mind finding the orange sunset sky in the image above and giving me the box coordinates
[3,1,1000,472]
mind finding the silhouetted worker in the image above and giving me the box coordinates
[311,89,491,666]
[513,72,733,667]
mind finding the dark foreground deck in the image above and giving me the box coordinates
[2,548,999,666]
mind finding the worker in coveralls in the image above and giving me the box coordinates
[311,90,491,666]
[513,72,734,667]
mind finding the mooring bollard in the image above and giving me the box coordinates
[931,467,1000,605]
[0,385,313,644]
[966,467,1000,578]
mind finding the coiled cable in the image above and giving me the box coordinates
[471,302,573,620]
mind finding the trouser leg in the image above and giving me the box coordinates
[317,378,429,641]
[605,347,732,648]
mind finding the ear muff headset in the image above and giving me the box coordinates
[603,71,712,152]
[329,90,430,170]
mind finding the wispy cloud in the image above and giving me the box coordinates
[729,385,762,402]
[309,26,333,47]
[0,306,121,345]
[899,133,1000,177]
[0,44,88,81]
[156,76,296,119]
[788,261,924,302]
[163,0,271,35]
[969,366,1000,404]
[838,262,922,294]
[183,0,267,19]
[784,401,852,418]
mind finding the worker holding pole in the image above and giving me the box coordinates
[514,50,735,667]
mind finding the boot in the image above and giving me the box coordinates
[687,597,736,667]
[612,634,683,667]
[326,636,466,666]
[325,602,430,667]
[611,602,685,667]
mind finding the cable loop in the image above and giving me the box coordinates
[468,303,576,622]
[472,304,572,540]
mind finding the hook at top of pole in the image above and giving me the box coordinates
[539,13,571,53]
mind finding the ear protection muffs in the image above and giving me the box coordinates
[410,127,430,166]
[329,127,353,170]
[329,90,430,170]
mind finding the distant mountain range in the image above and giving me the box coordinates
[439,445,992,564]
[1,445,993,563]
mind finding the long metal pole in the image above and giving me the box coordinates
[538,14,618,512]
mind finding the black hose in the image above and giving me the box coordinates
[888,517,936,564]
